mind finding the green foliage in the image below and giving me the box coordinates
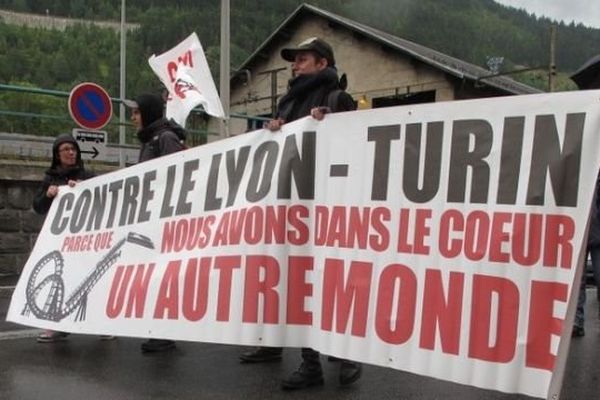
[0,0,599,136]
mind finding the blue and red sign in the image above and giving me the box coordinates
[68,83,113,130]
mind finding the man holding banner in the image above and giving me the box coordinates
[238,37,362,390]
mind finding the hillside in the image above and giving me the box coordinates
[0,0,599,137]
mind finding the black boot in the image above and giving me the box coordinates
[141,339,176,353]
[339,360,362,386]
[281,348,323,390]
[239,347,283,363]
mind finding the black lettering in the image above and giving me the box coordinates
[50,193,74,235]
[277,132,315,200]
[404,122,443,203]
[205,154,223,211]
[527,113,584,207]
[246,141,278,202]
[448,119,493,203]
[497,117,525,205]
[139,170,157,223]
[368,125,400,201]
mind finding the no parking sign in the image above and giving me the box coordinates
[68,82,113,130]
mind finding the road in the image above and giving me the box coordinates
[1,285,599,400]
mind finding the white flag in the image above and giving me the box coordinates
[148,32,225,127]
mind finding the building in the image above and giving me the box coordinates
[218,3,539,137]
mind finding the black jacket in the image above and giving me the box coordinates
[137,118,187,163]
[276,67,355,123]
[33,134,95,215]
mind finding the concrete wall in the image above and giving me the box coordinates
[0,160,117,276]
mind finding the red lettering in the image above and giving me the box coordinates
[375,264,417,344]
[124,263,154,318]
[242,255,280,323]
[512,213,543,265]
[468,275,519,363]
[526,281,567,371]
[153,261,181,319]
[420,270,464,355]
[464,211,490,261]
[182,258,211,321]
[439,209,463,258]
[543,215,574,268]
[214,256,241,321]
[286,256,313,325]
[287,205,309,245]
[321,259,372,337]
[488,212,511,263]
[106,265,134,318]
[397,208,431,254]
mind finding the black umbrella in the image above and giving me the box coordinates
[571,54,600,89]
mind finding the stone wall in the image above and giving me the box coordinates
[0,178,44,276]
[0,160,116,276]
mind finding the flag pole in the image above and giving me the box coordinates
[219,0,230,138]
[119,0,127,167]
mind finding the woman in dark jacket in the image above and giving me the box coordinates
[32,134,100,343]
[33,134,95,214]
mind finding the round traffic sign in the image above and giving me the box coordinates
[68,82,113,130]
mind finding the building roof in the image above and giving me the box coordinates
[571,54,600,89]
[236,3,540,95]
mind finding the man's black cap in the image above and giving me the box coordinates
[571,54,600,89]
[281,37,336,67]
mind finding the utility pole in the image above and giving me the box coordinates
[258,67,286,117]
[548,25,557,92]
[118,0,126,167]
[219,0,230,138]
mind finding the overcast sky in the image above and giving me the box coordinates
[494,0,600,28]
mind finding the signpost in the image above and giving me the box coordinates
[72,128,107,160]
[68,83,113,130]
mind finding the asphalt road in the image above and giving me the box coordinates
[1,288,599,400]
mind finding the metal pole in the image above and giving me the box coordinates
[119,0,127,167]
[219,0,230,138]
[549,25,556,92]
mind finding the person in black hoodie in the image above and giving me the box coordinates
[33,133,100,343]
[125,92,186,163]
[125,92,185,352]
[239,37,361,391]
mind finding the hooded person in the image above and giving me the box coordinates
[124,93,186,163]
[125,92,184,353]
[32,133,95,215]
[32,133,105,343]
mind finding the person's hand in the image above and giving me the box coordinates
[67,180,79,187]
[46,185,59,198]
[310,106,331,121]
[264,118,285,132]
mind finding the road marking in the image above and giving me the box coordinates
[0,329,40,341]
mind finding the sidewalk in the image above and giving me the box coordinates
[0,274,26,333]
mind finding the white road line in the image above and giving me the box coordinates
[0,329,40,340]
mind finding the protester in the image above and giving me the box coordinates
[237,37,361,390]
[32,134,113,343]
[570,57,600,337]
[125,92,186,352]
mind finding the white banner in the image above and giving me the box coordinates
[148,32,224,126]
[8,91,600,398]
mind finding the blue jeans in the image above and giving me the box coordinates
[575,246,600,327]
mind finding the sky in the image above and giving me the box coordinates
[494,0,600,29]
